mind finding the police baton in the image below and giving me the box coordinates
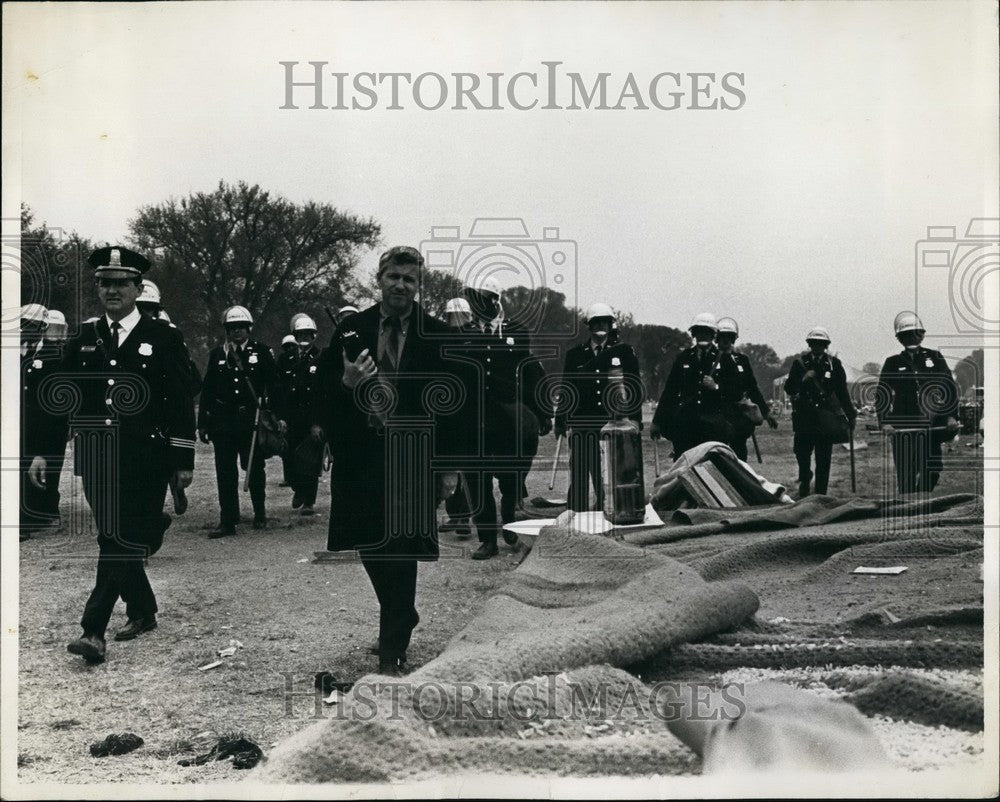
[549,434,564,490]
[849,422,856,494]
[244,406,262,492]
[751,432,763,464]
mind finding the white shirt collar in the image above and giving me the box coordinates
[105,307,141,340]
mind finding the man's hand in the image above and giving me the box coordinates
[538,417,552,437]
[650,421,662,441]
[946,416,961,434]
[766,416,779,430]
[277,419,288,435]
[881,423,896,435]
[803,370,817,381]
[310,425,325,443]
[701,376,718,391]
[172,469,193,489]
[198,429,211,444]
[28,456,47,489]
[342,348,376,389]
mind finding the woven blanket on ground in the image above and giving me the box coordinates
[256,526,761,782]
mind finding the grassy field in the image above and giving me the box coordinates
[15,409,983,783]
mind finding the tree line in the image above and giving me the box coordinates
[19,183,986,402]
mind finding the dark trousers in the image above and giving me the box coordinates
[287,426,319,507]
[793,431,833,495]
[79,458,169,636]
[212,429,265,526]
[444,473,471,520]
[891,430,944,494]
[567,427,603,512]
[468,403,538,546]
[360,557,418,661]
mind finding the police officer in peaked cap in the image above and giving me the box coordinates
[29,246,196,663]
[877,312,960,494]
[198,305,284,537]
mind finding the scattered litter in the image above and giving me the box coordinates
[199,660,223,671]
[218,647,238,658]
[882,608,902,624]
[178,736,263,770]
[220,626,232,630]
[229,639,244,649]
[853,566,908,575]
[297,558,309,563]
[89,733,144,757]
[768,616,790,625]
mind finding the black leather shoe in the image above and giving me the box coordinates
[300,505,315,516]
[471,542,499,560]
[252,516,267,530]
[502,530,519,546]
[114,616,157,641]
[209,525,236,539]
[378,657,407,677]
[67,633,106,664]
[291,492,303,510]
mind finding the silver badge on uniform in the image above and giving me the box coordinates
[824,371,831,378]
[925,358,934,368]
[248,354,259,364]
[139,343,153,356]
[506,337,515,346]
[32,359,43,369]
[309,365,317,373]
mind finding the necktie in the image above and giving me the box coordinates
[383,317,402,372]
[108,322,121,358]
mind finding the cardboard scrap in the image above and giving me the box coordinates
[853,566,908,575]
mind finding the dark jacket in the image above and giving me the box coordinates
[282,345,322,430]
[313,303,471,559]
[50,315,196,473]
[718,350,770,436]
[198,339,281,436]
[784,351,855,434]
[877,347,958,430]
[555,340,643,429]
[653,344,736,434]
[22,341,69,459]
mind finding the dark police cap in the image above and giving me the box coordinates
[87,246,151,279]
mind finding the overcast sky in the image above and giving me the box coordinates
[3,1,998,367]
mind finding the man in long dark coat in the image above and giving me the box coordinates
[310,245,468,675]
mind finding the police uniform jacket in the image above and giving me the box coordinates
[555,340,643,429]
[718,350,770,432]
[43,314,196,473]
[154,317,203,396]
[652,344,736,433]
[198,339,281,437]
[457,316,553,425]
[21,340,69,459]
[784,351,855,433]
[283,345,322,429]
[877,347,958,430]
[313,302,472,559]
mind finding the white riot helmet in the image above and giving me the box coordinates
[466,275,503,298]
[292,314,317,333]
[281,334,297,347]
[137,280,161,306]
[689,312,718,332]
[585,302,615,323]
[806,326,831,343]
[716,317,739,336]
[336,305,360,322]
[222,305,253,326]
[444,297,472,315]
[21,303,48,326]
[893,311,925,335]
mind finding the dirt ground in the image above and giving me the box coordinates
[14,411,986,784]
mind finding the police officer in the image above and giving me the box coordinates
[44,309,69,348]
[20,304,69,539]
[715,317,778,461]
[135,279,202,395]
[277,333,300,487]
[651,312,735,458]
[555,303,643,512]
[877,312,960,494]
[458,277,553,559]
[28,246,196,663]
[439,298,474,536]
[285,314,323,516]
[784,327,856,497]
[198,306,284,537]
